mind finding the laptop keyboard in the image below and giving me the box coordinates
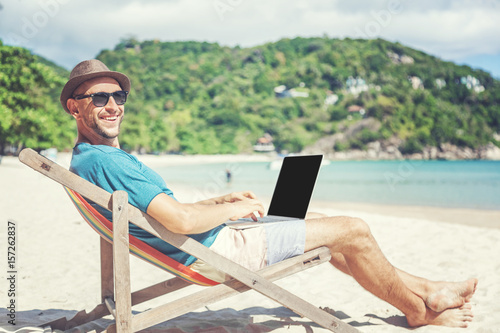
[237,215,299,223]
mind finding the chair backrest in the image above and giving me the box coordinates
[64,186,219,287]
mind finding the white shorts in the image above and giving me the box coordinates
[189,220,306,282]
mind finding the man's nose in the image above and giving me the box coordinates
[105,95,119,110]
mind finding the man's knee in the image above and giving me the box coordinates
[346,217,373,251]
[305,215,372,252]
[348,217,371,237]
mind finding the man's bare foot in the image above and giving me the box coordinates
[408,304,474,328]
[425,278,478,312]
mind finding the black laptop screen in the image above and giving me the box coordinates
[267,155,323,219]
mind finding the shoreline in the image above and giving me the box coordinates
[165,180,500,230]
[158,174,500,232]
[309,200,500,230]
[3,153,498,229]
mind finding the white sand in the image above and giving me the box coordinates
[0,154,499,333]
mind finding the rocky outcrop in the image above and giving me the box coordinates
[302,118,500,160]
[303,138,500,161]
[405,143,500,160]
[302,118,382,156]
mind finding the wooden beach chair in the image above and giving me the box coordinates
[19,148,359,333]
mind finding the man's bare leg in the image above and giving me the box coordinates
[305,212,478,313]
[329,252,478,312]
[304,216,475,327]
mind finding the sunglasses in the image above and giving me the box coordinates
[74,90,129,107]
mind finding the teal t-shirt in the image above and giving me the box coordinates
[70,143,223,266]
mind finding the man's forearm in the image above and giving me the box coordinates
[195,197,221,205]
[147,193,264,235]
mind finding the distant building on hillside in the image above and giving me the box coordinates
[253,133,275,152]
[435,78,446,89]
[460,75,485,93]
[347,105,366,116]
[387,51,415,65]
[408,76,424,90]
[274,84,309,98]
[324,91,339,106]
[345,76,368,95]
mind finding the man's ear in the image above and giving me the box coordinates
[67,99,80,119]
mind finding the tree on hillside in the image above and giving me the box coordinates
[0,43,74,154]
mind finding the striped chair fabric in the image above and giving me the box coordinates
[64,187,219,286]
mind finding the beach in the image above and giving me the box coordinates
[0,153,499,333]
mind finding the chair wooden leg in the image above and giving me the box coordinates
[101,237,114,302]
[40,277,191,332]
[112,191,132,333]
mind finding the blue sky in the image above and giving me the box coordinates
[1,0,499,78]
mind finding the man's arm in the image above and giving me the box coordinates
[147,192,265,235]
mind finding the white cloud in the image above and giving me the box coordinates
[0,0,498,75]
[381,6,500,59]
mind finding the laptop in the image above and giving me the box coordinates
[225,154,323,228]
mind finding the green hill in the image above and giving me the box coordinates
[1,37,499,157]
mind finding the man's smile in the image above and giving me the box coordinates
[100,115,119,122]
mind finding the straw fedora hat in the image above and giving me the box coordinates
[60,59,131,113]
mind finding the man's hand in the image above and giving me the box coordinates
[218,191,258,204]
[197,191,259,205]
[215,191,265,221]
[205,191,264,221]
[228,197,265,221]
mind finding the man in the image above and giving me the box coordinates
[62,59,477,328]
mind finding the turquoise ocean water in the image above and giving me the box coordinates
[154,160,500,211]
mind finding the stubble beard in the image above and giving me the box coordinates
[87,114,124,140]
